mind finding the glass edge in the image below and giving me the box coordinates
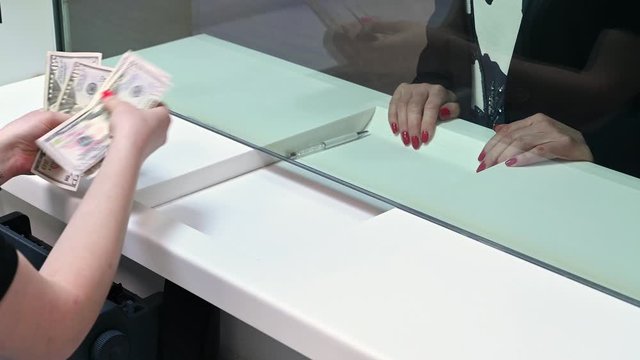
[51,0,66,51]
[170,110,640,309]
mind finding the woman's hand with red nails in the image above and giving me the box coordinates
[388,82,460,150]
[477,113,593,172]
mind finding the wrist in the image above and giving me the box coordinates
[581,145,595,162]
[575,132,595,162]
[0,131,17,185]
[106,138,146,168]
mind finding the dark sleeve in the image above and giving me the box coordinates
[414,0,474,119]
[582,107,640,178]
[0,236,18,302]
[607,1,640,35]
[582,1,640,177]
[414,0,473,88]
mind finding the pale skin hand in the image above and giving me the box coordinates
[105,97,170,161]
[0,110,68,184]
[388,82,460,150]
[0,96,170,359]
[477,113,594,172]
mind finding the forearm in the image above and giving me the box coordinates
[508,59,637,128]
[415,0,472,88]
[0,141,144,359]
[0,133,16,186]
[39,141,143,336]
[509,29,640,128]
[0,95,169,358]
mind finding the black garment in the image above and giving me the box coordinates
[0,236,18,302]
[415,0,640,177]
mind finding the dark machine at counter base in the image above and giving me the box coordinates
[0,212,220,360]
[0,212,161,359]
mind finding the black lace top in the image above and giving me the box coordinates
[0,236,18,302]
[415,0,640,176]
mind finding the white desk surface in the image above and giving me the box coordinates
[131,34,640,302]
[2,73,640,359]
[156,178,640,360]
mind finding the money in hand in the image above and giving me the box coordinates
[43,51,101,111]
[34,52,103,191]
[38,60,113,188]
[55,62,113,115]
[31,151,82,191]
[37,52,171,174]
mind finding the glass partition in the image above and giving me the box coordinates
[59,0,640,306]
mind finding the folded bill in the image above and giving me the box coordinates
[31,151,82,191]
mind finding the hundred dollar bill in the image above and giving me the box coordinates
[35,53,102,191]
[36,103,112,173]
[55,62,113,115]
[31,152,101,192]
[31,151,82,191]
[42,63,112,187]
[37,52,171,173]
[101,51,171,108]
[44,51,102,111]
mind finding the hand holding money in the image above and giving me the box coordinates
[56,62,113,115]
[32,51,171,190]
[102,94,171,162]
[44,52,102,112]
[34,51,105,190]
[37,52,171,174]
[0,111,68,182]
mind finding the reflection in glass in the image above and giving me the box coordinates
[406,0,640,177]
[59,0,640,306]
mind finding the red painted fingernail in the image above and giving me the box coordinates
[412,136,420,150]
[401,131,410,146]
[421,130,429,144]
[439,107,451,119]
[100,90,114,100]
[391,122,399,134]
[478,151,486,162]
[505,158,517,167]
[476,162,486,173]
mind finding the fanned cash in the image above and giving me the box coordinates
[35,62,113,189]
[43,51,102,111]
[31,151,82,191]
[37,52,171,174]
[100,52,171,109]
[55,62,114,115]
[34,52,102,191]
[32,152,84,191]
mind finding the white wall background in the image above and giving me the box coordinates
[0,0,57,85]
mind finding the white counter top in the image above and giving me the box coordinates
[2,59,639,360]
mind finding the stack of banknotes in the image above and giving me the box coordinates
[32,51,171,191]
